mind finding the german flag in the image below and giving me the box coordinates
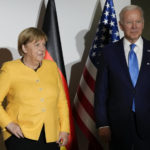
[42,0,78,150]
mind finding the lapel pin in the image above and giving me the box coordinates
[147,62,150,65]
[147,50,150,52]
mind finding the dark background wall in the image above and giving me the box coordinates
[132,0,150,40]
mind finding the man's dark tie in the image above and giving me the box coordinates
[128,43,139,112]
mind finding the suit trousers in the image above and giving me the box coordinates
[110,112,150,150]
[5,126,60,150]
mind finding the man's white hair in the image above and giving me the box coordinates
[119,5,144,24]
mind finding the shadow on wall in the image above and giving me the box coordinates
[36,0,46,29]
[0,48,13,68]
[68,0,102,104]
[67,1,102,149]
[132,0,150,40]
[0,48,13,150]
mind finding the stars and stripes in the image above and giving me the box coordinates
[74,0,120,149]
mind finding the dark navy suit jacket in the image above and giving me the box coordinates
[94,38,150,140]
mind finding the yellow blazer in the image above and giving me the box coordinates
[0,59,70,142]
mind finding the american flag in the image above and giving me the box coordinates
[74,0,120,149]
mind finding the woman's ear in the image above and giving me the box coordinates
[22,45,27,54]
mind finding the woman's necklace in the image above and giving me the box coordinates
[21,57,41,71]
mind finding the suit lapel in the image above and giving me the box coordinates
[136,39,150,88]
[116,38,150,88]
[116,39,133,86]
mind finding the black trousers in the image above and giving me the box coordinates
[5,127,60,150]
[110,112,150,150]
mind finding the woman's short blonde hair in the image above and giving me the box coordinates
[18,27,47,56]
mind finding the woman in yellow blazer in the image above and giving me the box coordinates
[0,27,70,150]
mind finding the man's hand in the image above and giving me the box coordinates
[6,122,24,138]
[98,126,111,142]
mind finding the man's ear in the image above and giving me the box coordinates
[22,45,27,54]
[119,21,124,31]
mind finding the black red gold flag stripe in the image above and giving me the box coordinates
[42,0,78,150]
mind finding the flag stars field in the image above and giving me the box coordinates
[111,13,116,18]
[103,19,108,25]
[110,21,115,26]
[104,11,109,17]
[106,2,110,8]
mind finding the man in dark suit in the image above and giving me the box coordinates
[94,5,150,150]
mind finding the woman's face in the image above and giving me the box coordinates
[23,39,46,63]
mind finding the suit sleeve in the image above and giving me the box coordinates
[55,65,70,133]
[94,51,109,128]
[0,63,13,129]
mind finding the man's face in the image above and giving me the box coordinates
[119,9,144,43]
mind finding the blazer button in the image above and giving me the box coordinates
[39,88,43,91]
[36,80,40,83]
[40,98,44,102]
[42,108,46,112]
